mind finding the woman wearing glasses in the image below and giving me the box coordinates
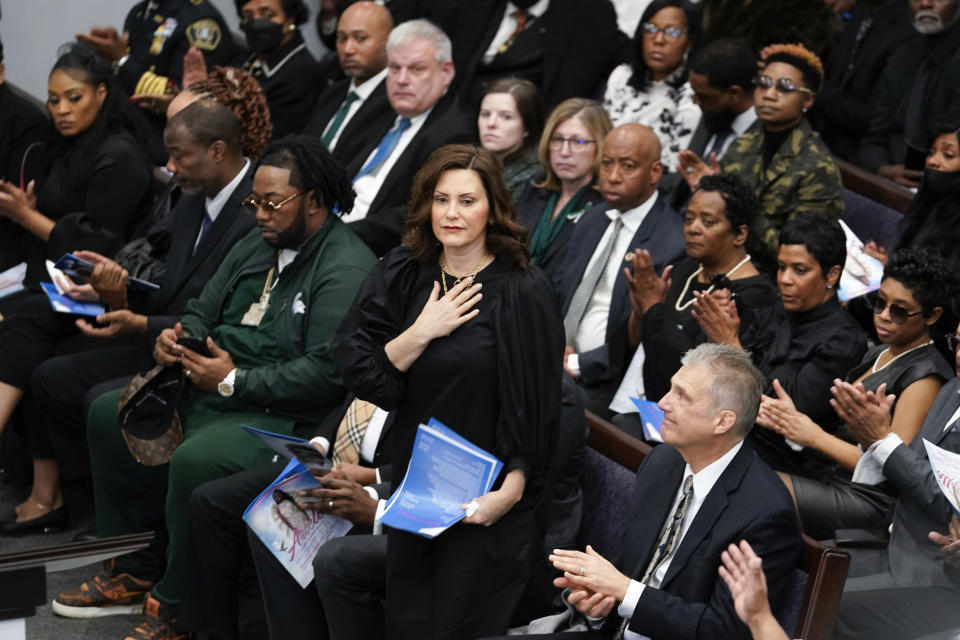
[515,98,611,278]
[679,43,844,267]
[602,0,700,172]
[754,247,955,539]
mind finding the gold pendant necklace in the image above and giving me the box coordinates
[439,253,491,296]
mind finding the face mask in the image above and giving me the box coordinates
[243,17,285,53]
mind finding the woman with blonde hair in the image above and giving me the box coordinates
[516,98,612,277]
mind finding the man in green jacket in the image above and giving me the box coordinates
[53,136,376,640]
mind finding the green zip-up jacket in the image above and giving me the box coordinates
[180,216,376,423]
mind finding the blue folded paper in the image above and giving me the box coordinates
[379,418,503,538]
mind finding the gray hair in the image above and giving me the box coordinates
[386,19,453,64]
[680,343,764,436]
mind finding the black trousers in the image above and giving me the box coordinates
[834,585,960,640]
[313,534,388,640]
[180,462,277,639]
[33,343,153,478]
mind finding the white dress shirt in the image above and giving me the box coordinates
[618,440,744,640]
[482,0,550,64]
[702,106,758,160]
[345,107,433,222]
[322,68,388,152]
[573,191,659,360]
[197,158,251,249]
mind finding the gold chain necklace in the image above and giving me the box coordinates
[439,253,491,295]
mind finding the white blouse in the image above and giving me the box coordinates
[603,63,700,172]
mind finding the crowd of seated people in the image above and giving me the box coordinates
[1,0,960,639]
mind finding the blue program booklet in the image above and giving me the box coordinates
[39,282,105,317]
[243,459,352,588]
[242,424,332,472]
[630,397,665,443]
[379,418,503,538]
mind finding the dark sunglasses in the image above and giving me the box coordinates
[753,74,812,95]
[871,295,923,324]
[946,333,960,353]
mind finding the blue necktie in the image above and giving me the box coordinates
[354,118,412,182]
[194,211,213,253]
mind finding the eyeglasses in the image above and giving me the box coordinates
[548,136,596,152]
[640,22,686,39]
[242,191,305,212]
[871,295,924,324]
[753,75,812,95]
[946,333,960,353]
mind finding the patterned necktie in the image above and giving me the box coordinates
[497,10,530,55]
[614,475,695,640]
[562,216,624,349]
[353,118,412,182]
[331,398,378,466]
[642,474,694,583]
[321,91,360,148]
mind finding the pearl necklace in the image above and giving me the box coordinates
[871,340,933,374]
[674,254,752,312]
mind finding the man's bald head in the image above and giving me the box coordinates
[598,124,663,212]
[337,1,393,82]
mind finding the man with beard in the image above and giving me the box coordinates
[53,135,376,640]
[663,38,757,207]
[859,0,960,187]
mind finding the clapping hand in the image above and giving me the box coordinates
[676,150,720,190]
[718,540,788,639]
[829,380,895,447]
[691,289,741,346]
[0,179,36,222]
[756,379,823,449]
[624,249,673,316]
[75,26,128,62]
[551,545,627,618]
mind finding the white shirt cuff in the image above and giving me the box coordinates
[566,353,581,377]
[309,436,330,456]
[375,467,382,484]
[372,499,386,535]
[363,486,379,501]
[617,580,645,619]
[874,432,904,465]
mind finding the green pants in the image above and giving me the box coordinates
[87,388,300,607]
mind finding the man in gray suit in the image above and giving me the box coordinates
[830,320,960,639]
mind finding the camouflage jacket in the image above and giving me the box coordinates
[720,118,844,257]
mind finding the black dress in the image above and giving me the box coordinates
[791,343,953,539]
[22,131,153,285]
[334,248,564,640]
[640,257,778,401]
[741,296,868,473]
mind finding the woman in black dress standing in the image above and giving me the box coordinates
[0,42,153,287]
[334,144,564,639]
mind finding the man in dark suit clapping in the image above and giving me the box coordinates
[499,343,800,639]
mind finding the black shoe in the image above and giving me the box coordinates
[0,504,67,535]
